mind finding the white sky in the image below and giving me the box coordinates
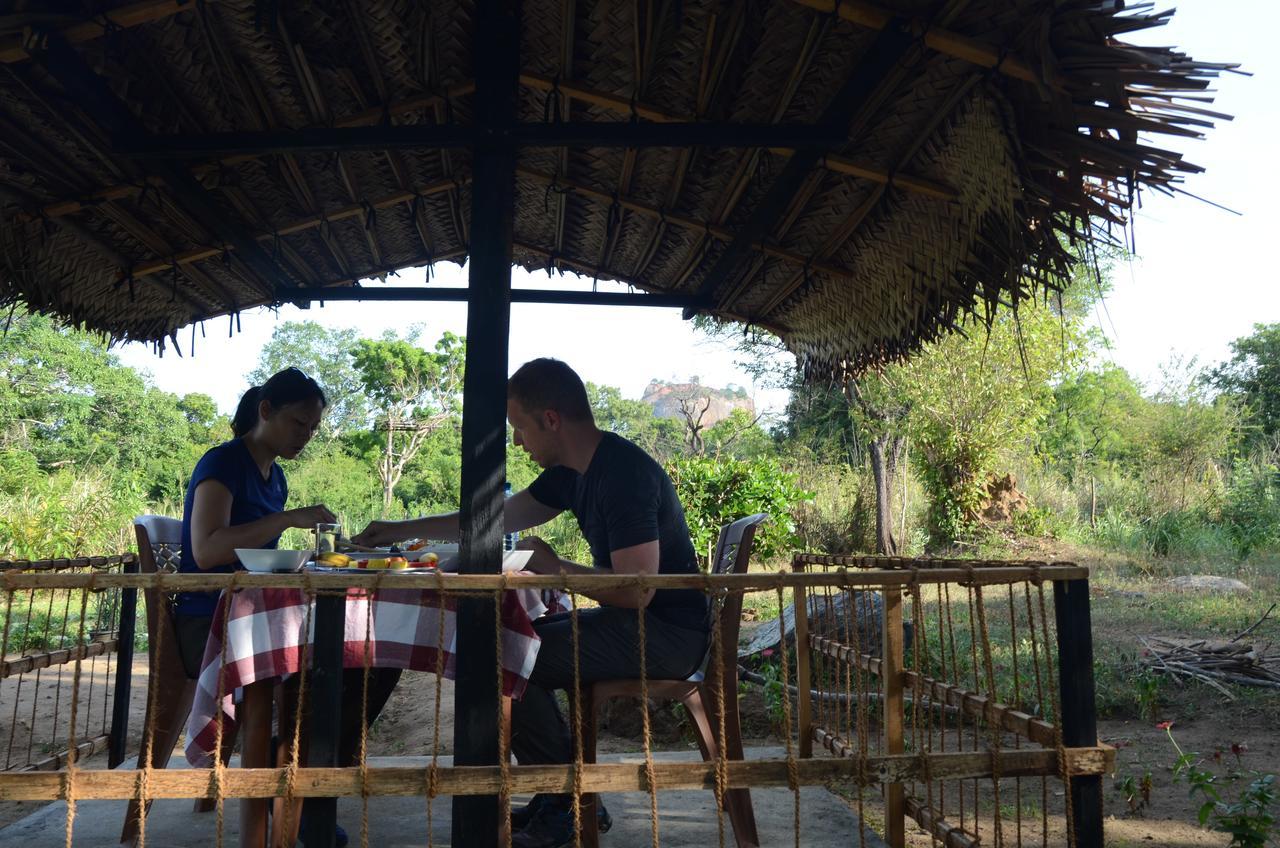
[116,1,1278,417]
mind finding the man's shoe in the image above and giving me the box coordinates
[298,814,349,848]
[510,794,548,831]
[511,796,610,834]
[512,804,575,848]
[513,801,612,848]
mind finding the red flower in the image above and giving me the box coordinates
[762,648,775,658]
[1231,742,1247,759]
[1156,720,1174,730]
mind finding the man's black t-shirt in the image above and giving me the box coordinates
[527,432,707,631]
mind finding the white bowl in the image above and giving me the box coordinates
[235,548,311,573]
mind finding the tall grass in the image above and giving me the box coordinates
[0,471,143,560]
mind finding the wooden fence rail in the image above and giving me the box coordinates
[0,552,1101,847]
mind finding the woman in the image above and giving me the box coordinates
[177,367,396,848]
[175,366,335,671]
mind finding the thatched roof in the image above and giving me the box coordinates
[0,1,1235,372]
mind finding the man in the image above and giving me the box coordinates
[355,358,710,848]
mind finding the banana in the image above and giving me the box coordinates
[317,552,352,566]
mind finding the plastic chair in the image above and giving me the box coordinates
[576,513,767,848]
[120,515,234,845]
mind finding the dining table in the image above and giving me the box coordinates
[183,568,564,848]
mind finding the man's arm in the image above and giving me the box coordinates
[520,536,658,609]
[353,488,563,546]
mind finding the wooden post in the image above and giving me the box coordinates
[108,560,137,769]
[1054,578,1103,848]
[452,2,519,846]
[304,593,347,847]
[792,565,813,758]
[882,587,905,848]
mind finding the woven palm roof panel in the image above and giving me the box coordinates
[0,0,1233,371]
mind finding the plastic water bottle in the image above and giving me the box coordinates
[503,483,519,551]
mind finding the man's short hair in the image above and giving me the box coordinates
[508,358,594,423]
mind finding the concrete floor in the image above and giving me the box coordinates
[0,748,885,847]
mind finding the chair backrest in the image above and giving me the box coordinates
[133,515,182,575]
[705,513,768,687]
[133,516,183,666]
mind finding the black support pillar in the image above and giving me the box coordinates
[452,2,520,846]
[1053,578,1104,848]
[107,562,137,770]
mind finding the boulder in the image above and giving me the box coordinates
[1168,575,1250,594]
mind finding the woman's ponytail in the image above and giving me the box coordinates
[231,386,263,437]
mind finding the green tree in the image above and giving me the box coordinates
[0,311,195,500]
[250,321,370,436]
[1040,364,1147,524]
[780,376,860,465]
[1209,323,1280,450]
[897,303,1084,545]
[586,382,658,447]
[177,392,224,446]
[352,331,465,511]
[703,407,773,461]
[1142,360,1238,513]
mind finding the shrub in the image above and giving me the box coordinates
[667,455,812,567]
[1221,460,1280,560]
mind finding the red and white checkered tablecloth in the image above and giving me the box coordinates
[185,580,564,767]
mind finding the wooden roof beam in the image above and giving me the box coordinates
[116,121,853,157]
[31,30,294,299]
[282,281,707,309]
[0,0,207,63]
[686,20,917,318]
[125,176,465,279]
[25,73,949,224]
[627,5,742,284]
[665,11,829,297]
[0,0,1047,88]
[757,73,983,319]
[548,0,576,272]
[787,0,1048,87]
[523,72,955,199]
[515,166,854,280]
[0,183,210,316]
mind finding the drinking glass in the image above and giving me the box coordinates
[315,522,341,556]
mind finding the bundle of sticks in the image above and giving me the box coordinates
[1140,604,1279,699]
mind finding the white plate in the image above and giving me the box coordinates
[310,549,531,574]
[308,565,432,574]
[435,550,532,573]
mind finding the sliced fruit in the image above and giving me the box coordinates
[317,552,352,566]
[387,556,408,570]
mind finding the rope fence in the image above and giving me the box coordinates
[0,554,133,775]
[792,554,1109,848]
[0,555,1109,848]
